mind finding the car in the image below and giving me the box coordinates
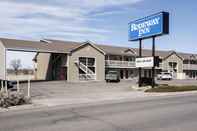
[157,72,172,80]
[105,71,120,82]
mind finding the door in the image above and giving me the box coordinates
[125,70,129,79]
[120,70,124,79]
[59,67,67,80]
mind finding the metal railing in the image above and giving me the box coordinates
[183,64,197,70]
[75,61,96,80]
[105,60,136,68]
[78,62,94,74]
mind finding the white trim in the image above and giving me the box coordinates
[105,60,136,68]
[71,41,106,55]
[7,48,68,54]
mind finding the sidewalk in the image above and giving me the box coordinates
[1,90,197,113]
[33,90,197,107]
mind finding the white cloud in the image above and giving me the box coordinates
[0,0,143,68]
[0,0,143,41]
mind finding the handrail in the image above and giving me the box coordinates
[105,60,135,68]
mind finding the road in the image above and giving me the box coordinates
[1,94,197,131]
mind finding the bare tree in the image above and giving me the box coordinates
[10,59,22,75]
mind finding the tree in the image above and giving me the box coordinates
[10,59,22,75]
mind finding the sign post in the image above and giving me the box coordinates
[152,36,155,88]
[128,12,169,88]
[139,39,142,87]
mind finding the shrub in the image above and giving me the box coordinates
[0,91,31,108]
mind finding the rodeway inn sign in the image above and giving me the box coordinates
[128,12,169,41]
[128,11,169,88]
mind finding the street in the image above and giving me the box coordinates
[1,93,197,131]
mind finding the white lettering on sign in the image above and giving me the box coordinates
[136,57,154,68]
[130,17,160,37]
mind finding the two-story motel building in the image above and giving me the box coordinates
[0,38,197,82]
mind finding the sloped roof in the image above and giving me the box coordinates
[1,38,196,60]
[69,41,106,55]
[96,44,137,56]
[0,38,80,53]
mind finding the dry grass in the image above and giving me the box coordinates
[145,85,197,92]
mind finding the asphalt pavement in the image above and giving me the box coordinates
[1,93,197,131]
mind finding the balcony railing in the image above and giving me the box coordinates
[183,64,197,70]
[105,60,136,68]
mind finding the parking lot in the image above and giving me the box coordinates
[19,79,197,99]
[20,80,137,99]
[17,79,197,106]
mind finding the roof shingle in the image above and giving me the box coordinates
[0,38,196,60]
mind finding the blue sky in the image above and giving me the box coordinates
[1,0,196,68]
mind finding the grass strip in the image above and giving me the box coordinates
[145,85,197,92]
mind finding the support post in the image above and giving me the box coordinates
[152,36,156,88]
[139,39,142,87]
[17,80,20,92]
[1,80,4,92]
[27,79,31,98]
[5,80,8,94]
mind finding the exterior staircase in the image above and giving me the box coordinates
[75,61,95,80]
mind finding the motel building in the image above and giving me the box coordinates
[0,38,197,82]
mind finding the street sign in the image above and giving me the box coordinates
[128,12,169,41]
[136,57,154,68]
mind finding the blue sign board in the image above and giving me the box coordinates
[128,12,169,41]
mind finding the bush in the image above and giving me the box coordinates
[0,91,31,108]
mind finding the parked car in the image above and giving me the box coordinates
[0,80,15,89]
[157,72,172,80]
[105,71,120,82]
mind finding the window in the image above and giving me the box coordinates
[79,57,86,65]
[89,67,95,73]
[88,58,95,67]
[169,62,177,68]
[79,68,85,74]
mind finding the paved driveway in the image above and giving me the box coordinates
[20,80,137,99]
[20,79,197,99]
[18,79,197,107]
[18,80,149,106]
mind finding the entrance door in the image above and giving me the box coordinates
[59,67,67,80]
[125,70,129,79]
[120,70,124,79]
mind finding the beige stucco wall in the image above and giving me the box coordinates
[162,53,183,73]
[36,53,51,80]
[0,41,5,80]
[68,45,105,82]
